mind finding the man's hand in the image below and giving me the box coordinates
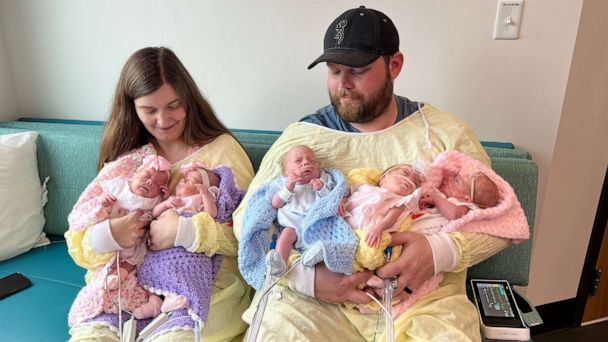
[366,275,411,302]
[376,231,434,293]
[314,263,374,304]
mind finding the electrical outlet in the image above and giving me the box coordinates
[493,0,524,39]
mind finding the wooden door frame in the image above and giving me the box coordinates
[574,166,608,326]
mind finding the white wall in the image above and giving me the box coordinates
[0,0,603,306]
[0,19,17,120]
[526,0,608,305]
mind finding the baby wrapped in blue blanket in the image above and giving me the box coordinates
[238,145,358,290]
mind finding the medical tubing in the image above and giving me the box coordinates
[246,260,302,342]
[418,102,432,150]
[383,278,395,342]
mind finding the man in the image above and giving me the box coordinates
[235,6,511,341]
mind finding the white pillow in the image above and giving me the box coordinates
[0,131,46,261]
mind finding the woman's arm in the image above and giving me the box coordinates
[66,148,152,270]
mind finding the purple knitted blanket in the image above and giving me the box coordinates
[82,166,242,337]
[212,166,246,223]
[138,248,221,326]
[84,250,221,337]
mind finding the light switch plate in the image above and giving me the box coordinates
[493,0,523,39]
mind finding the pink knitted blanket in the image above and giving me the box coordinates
[390,150,529,317]
[425,150,530,242]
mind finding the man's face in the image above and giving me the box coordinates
[327,57,393,123]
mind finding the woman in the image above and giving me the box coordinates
[66,47,253,341]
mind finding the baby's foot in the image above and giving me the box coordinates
[132,295,162,319]
[265,250,286,277]
[301,242,324,267]
[161,295,189,313]
[105,274,119,290]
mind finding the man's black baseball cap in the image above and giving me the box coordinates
[308,6,399,69]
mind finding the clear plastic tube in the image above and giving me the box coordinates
[384,278,395,342]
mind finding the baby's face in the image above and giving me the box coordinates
[175,170,205,197]
[379,165,420,196]
[440,174,472,201]
[283,146,320,184]
[130,168,169,198]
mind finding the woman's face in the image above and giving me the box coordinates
[134,83,187,145]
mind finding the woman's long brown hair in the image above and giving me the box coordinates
[97,47,231,170]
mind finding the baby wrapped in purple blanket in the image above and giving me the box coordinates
[88,165,245,337]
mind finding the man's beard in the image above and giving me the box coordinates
[329,74,394,124]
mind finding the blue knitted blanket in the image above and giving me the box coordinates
[238,168,357,290]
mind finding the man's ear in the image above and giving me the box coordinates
[389,52,404,80]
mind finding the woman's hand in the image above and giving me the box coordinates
[109,211,149,249]
[375,231,434,293]
[149,210,180,250]
[314,263,374,304]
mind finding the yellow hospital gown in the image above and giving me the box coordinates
[233,104,509,341]
[67,134,254,342]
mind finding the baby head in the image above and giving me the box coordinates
[282,145,320,184]
[441,172,499,208]
[175,162,220,197]
[130,155,171,198]
[378,164,422,196]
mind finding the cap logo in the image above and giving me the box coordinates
[334,19,347,45]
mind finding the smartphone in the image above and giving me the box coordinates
[0,272,32,299]
[470,279,530,340]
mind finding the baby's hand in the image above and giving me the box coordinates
[365,227,383,248]
[419,188,438,209]
[286,172,302,190]
[337,198,348,216]
[419,194,434,209]
[311,178,323,191]
[195,183,209,194]
[100,194,116,207]
[168,196,183,208]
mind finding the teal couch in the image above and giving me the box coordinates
[0,119,540,341]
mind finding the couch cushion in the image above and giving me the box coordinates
[0,131,47,260]
[0,125,101,236]
[0,239,85,341]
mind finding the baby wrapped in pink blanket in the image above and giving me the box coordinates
[384,150,530,317]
